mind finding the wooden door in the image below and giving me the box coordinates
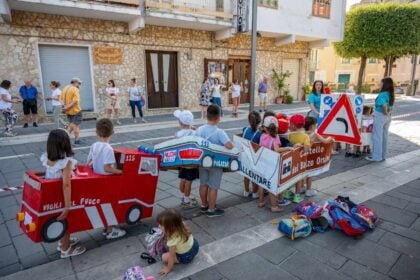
[145,51,179,109]
[232,60,250,103]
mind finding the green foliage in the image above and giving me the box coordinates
[302,84,312,95]
[285,94,294,104]
[361,83,372,93]
[334,3,420,59]
[271,69,292,96]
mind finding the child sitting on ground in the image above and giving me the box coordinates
[195,104,234,218]
[87,118,126,239]
[158,208,199,276]
[242,111,262,199]
[174,110,199,208]
[304,116,334,197]
[41,129,86,258]
[285,114,311,203]
[259,116,294,212]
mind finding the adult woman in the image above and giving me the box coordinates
[127,78,146,123]
[0,80,21,137]
[366,77,395,162]
[46,81,67,129]
[231,79,241,118]
[211,78,224,116]
[307,80,324,119]
[198,78,211,119]
[105,80,121,124]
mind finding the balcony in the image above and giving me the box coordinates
[143,0,233,32]
[83,0,139,6]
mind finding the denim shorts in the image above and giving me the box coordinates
[176,238,199,264]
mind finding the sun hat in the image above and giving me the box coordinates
[174,110,194,126]
[263,116,278,127]
[290,114,306,128]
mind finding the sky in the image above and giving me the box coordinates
[347,0,361,11]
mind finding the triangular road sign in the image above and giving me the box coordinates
[318,94,361,145]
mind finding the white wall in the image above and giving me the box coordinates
[252,0,346,41]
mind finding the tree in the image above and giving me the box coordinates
[334,3,420,93]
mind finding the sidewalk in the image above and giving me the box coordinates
[2,149,420,280]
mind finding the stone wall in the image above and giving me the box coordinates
[0,10,310,122]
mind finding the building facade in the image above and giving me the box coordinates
[0,0,346,121]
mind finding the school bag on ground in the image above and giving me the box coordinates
[310,216,329,233]
[351,204,378,229]
[325,200,365,238]
[123,266,145,280]
[144,227,167,260]
[278,215,312,240]
[295,202,323,218]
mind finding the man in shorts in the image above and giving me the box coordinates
[61,78,83,145]
[19,80,38,127]
[258,76,269,112]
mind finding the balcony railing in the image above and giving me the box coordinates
[83,0,140,7]
[144,0,233,19]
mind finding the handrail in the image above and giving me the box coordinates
[84,0,140,7]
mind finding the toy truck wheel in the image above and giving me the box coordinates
[126,205,142,225]
[201,155,213,168]
[229,159,240,172]
[41,217,67,243]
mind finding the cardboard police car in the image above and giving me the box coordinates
[17,148,160,243]
[150,136,240,172]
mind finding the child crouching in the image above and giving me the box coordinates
[158,209,199,276]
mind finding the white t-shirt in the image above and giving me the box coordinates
[128,85,142,101]
[212,84,222,98]
[106,87,120,98]
[176,129,195,138]
[232,84,241,98]
[51,88,62,106]
[87,142,116,175]
[0,87,12,110]
[40,153,77,179]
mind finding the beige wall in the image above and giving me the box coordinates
[0,10,310,122]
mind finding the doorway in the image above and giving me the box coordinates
[228,58,250,104]
[145,51,179,109]
[338,74,351,91]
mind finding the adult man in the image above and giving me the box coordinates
[61,78,83,145]
[258,76,269,112]
[19,80,38,127]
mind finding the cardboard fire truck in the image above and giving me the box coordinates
[17,148,160,243]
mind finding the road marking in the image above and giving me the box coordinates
[392,111,420,120]
[0,153,34,160]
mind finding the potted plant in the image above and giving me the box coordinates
[284,89,294,104]
[271,69,292,104]
[301,84,311,101]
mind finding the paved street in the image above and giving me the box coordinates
[1,95,420,279]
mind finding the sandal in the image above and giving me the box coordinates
[60,245,86,258]
[140,252,156,264]
[57,237,80,251]
[270,206,284,213]
[258,202,265,208]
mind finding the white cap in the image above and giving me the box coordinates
[263,116,278,127]
[71,77,82,84]
[174,110,193,126]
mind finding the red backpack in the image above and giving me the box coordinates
[325,200,365,238]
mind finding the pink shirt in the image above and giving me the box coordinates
[259,133,280,150]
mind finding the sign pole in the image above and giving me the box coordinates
[249,0,258,112]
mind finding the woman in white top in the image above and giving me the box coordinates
[127,78,146,123]
[105,80,121,124]
[210,78,225,116]
[46,81,67,129]
[0,80,21,137]
[230,79,242,118]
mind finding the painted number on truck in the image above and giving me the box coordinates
[125,155,136,162]
[201,140,209,148]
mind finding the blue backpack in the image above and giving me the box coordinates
[326,200,365,237]
[278,215,312,240]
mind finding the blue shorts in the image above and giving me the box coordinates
[176,238,199,264]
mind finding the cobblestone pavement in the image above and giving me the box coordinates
[0,96,419,278]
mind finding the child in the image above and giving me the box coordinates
[158,209,199,276]
[360,105,373,154]
[242,111,262,198]
[87,118,126,239]
[259,116,293,212]
[195,104,234,217]
[41,129,86,258]
[174,110,199,208]
[286,114,311,203]
[304,116,333,197]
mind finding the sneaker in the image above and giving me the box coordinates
[105,227,126,240]
[292,194,304,204]
[300,187,307,195]
[4,131,17,137]
[206,208,224,218]
[33,122,38,127]
[116,120,121,125]
[60,245,86,258]
[278,198,291,206]
[243,191,250,197]
[23,123,28,128]
[181,200,198,209]
[200,205,209,213]
[365,156,381,162]
[74,139,85,145]
[283,190,294,200]
[305,189,318,197]
[252,192,259,199]
[141,118,147,123]
[345,152,353,158]
[133,118,137,123]
[57,237,80,251]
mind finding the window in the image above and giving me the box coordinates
[259,0,278,9]
[368,58,378,64]
[313,0,331,18]
[341,58,351,64]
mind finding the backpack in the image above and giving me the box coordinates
[123,266,145,280]
[326,200,365,237]
[295,202,323,218]
[351,205,378,230]
[310,216,329,233]
[278,215,312,240]
[145,227,167,259]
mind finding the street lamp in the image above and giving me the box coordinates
[249,0,258,112]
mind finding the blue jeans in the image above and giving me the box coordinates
[211,97,223,116]
[371,112,391,161]
[129,100,143,118]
